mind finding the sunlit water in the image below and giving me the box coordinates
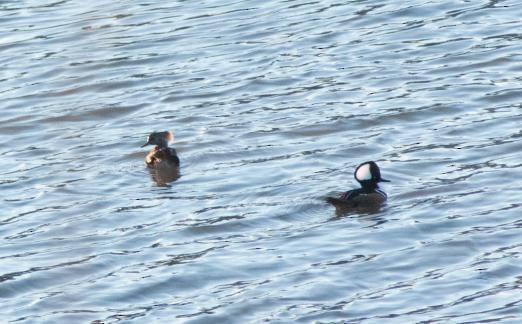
[1,0,521,323]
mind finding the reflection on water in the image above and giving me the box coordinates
[1,0,522,322]
[147,164,180,186]
[329,208,389,228]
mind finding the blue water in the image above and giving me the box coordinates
[1,0,521,323]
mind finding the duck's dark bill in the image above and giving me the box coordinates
[140,142,149,147]
[380,178,391,182]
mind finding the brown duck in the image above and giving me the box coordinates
[141,131,180,168]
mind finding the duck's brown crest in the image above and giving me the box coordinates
[165,130,173,143]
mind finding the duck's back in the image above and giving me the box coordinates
[327,188,386,208]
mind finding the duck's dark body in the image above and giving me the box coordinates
[327,187,387,208]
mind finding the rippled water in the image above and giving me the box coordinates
[1,0,522,322]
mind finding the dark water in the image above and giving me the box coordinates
[1,0,521,323]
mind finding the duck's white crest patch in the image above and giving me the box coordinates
[356,163,372,181]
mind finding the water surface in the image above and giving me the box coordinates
[1,0,521,323]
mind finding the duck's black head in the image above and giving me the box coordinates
[354,161,390,190]
[141,131,173,148]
